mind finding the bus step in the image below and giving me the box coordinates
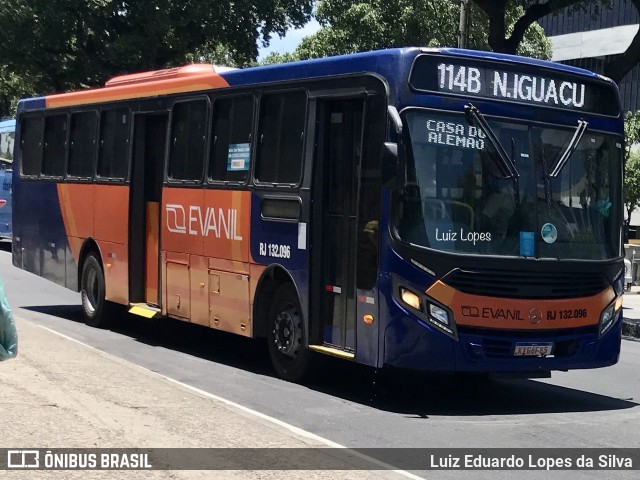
[128,303,161,319]
[308,345,355,360]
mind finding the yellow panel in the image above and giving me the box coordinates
[308,345,355,359]
[128,305,159,319]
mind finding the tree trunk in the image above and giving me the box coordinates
[603,0,640,83]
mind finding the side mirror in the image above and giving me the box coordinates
[382,142,402,190]
[388,105,403,136]
[382,106,406,190]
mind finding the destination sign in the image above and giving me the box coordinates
[409,55,620,116]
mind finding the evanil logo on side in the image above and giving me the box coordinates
[166,204,243,240]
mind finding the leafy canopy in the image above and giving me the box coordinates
[288,0,550,61]
[0,0,313,117]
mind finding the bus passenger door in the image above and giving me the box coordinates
[312,98,366,353]
[129,113,168,307]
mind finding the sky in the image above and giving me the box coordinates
[258,19,321,60]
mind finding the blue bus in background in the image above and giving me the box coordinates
[0,119,15,241]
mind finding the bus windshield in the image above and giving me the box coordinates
[395,109,622,260]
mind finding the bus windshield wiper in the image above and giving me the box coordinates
[464,103,519,179]
[548,119,588,178]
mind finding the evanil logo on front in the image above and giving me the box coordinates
[166,204,243,240]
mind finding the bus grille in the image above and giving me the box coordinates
[443,269,608,299]
[479,338,512,357]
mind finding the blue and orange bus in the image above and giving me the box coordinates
[13,48,624,381]
[0,119,15,241]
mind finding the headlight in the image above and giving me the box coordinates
[429,303,449,326]
[599,297,622,337]
[394,278,457,340]
[613,268,624,296]
[400,287,421,310]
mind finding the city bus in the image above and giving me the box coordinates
[12,48,624,381]
[0,119,15,241]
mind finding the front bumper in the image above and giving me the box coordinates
[383,306,622,373]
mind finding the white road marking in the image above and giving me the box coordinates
[36,323,424,479]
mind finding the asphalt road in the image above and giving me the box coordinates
[1,244,639,479]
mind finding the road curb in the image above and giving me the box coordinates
[622,319,640,338]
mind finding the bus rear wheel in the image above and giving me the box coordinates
[80,253,110,328]
[267,284,314,382]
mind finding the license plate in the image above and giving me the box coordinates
[513,343,553,357]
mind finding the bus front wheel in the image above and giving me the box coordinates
[267,284,314,382]
[80,253,110,328]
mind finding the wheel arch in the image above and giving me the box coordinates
[252,265,301,339]
[76,238,103,292]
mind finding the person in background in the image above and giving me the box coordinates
[0,273,17,360]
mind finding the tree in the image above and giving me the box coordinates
[625,152,640,228]
[472,0,640,84]
[625,111,640,166]
[624,111,640,226]
[293,1,550,61]
[0,0,313,117]
[0,68,38,119]
[259,51,302,65]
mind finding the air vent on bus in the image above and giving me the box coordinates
[105,64,236,87]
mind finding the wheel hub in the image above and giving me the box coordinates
[84,268,98,313]
[273,308,300,356]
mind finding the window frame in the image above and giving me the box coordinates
[40,112,69,180]
[96,106,132,184]
[253,88,309,189]
[166,95,211,186]
[67,109,99,182]
[207,93,256,187]
[19,113,44,179]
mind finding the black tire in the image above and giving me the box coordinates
[267,284,314,382]
[80,253,110,328]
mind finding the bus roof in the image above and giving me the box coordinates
[224,47,610,84]
[17,47,615,111]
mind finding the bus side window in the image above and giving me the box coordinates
[42,114,67,177]
[21,116,43,177]
[98,108,129,180]
[68,111,98,179]
[168,99,207,182]
[255,91,306,185]
[209,95,254,183]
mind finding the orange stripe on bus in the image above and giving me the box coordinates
[57,184,97,262]
[425,281,455,307]
[426,280,614,330]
